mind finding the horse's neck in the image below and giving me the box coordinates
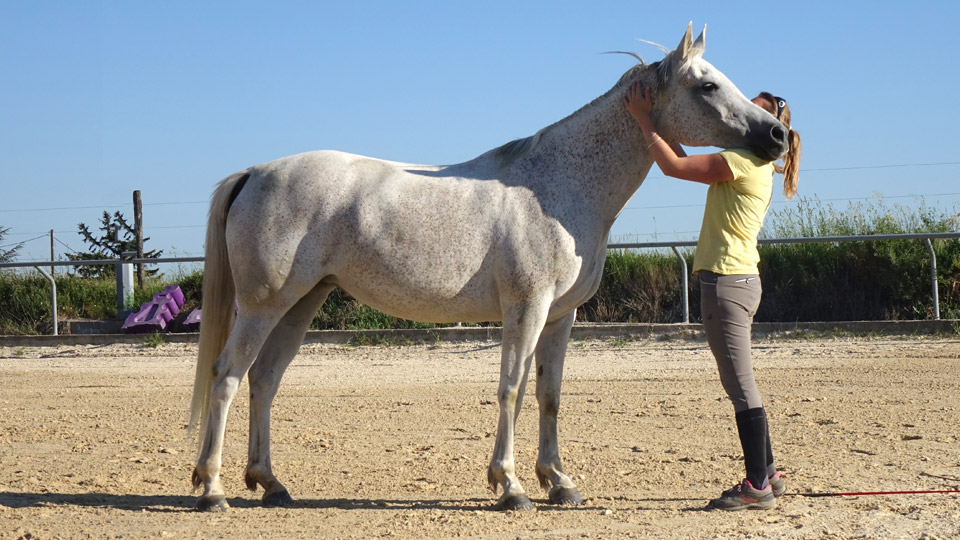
[525,77,655,231]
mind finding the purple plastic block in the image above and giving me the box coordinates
[122,284,188,333]
[160,285,185,308]
[122,300,175,333]
[153,285,185,316]
[183,308,202,331]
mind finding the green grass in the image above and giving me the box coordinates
[143,331,165,348]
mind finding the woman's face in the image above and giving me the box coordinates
[751,95,777,116]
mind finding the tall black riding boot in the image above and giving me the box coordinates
[735,407,769,488]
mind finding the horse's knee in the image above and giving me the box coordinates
[497,386,519,405]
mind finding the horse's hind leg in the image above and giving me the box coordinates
[244,283,334,507]
[533,310,583,505]
[194,310,282,512]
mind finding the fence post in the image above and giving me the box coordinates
[134,190,144,289]
[34,266,57,335]
[670,246,690,323]
[49,229,55,278]
[924,238,940,320]
[116,256,136,318]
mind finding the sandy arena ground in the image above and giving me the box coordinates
[0,334,959,539]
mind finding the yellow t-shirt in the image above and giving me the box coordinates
[692,149,774,276]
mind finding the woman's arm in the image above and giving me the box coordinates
[624,81,733,184]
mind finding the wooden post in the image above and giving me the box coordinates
[49,229,55,277]
[133,190,144,289]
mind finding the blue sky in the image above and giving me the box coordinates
[2,1,959,263]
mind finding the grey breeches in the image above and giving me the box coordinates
[699,270,764,412]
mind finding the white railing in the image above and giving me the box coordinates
[2,232,958,335]
[608,232,960,323]
[0,257,203,335]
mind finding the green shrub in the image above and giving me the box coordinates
[310,289,439,330]
[758,196,960,321]
[0,273,52,334]
[578,249,689,323]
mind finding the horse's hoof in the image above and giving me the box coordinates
[262,489,294,507]
[548,486,584,506]
[195,496,230,512]
[494,493,535,511]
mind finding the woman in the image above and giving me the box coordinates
[624,81,802,511]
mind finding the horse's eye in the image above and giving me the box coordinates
[702,82,718,92]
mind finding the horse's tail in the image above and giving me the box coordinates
[188,170,250,446]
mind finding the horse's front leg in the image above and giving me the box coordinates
[533,310,583,505]
[193,314,274,512]
[487,301,550,511]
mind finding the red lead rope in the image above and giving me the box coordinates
[795,489,960,497]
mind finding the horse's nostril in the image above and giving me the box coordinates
[771,126,786,142]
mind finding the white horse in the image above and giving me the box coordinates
[188,24,788,512]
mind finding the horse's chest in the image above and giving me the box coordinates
[549,251,605,314]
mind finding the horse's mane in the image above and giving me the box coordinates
[493,129,547,165]
[491,54,668,169]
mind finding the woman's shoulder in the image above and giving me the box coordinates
[719,148,768,165]
[718,148,774,179]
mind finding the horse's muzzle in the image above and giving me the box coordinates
[750,123,789,162]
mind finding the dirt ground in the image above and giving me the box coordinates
[0,333,958,540]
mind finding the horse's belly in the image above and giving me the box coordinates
[333,270,502,324]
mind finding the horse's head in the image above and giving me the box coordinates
[649,23,788,162]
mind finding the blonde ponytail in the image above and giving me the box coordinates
[776,128,801,199]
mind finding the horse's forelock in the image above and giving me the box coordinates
[655,46,708,93]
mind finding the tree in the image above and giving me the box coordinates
[0,226,23,263]
[68,211,162,278]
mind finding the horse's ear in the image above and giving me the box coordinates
[676,21,694,60]
[691,24,706,56]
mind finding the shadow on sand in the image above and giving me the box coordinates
[0,491,616,513]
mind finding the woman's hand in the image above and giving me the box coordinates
[624,80,734,184]
[624,81,655,131]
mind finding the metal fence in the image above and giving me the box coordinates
[608,232,960,323]
[1,232,958,335]
[0,257,203,336]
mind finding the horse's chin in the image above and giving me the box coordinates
[750,143,787,163]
